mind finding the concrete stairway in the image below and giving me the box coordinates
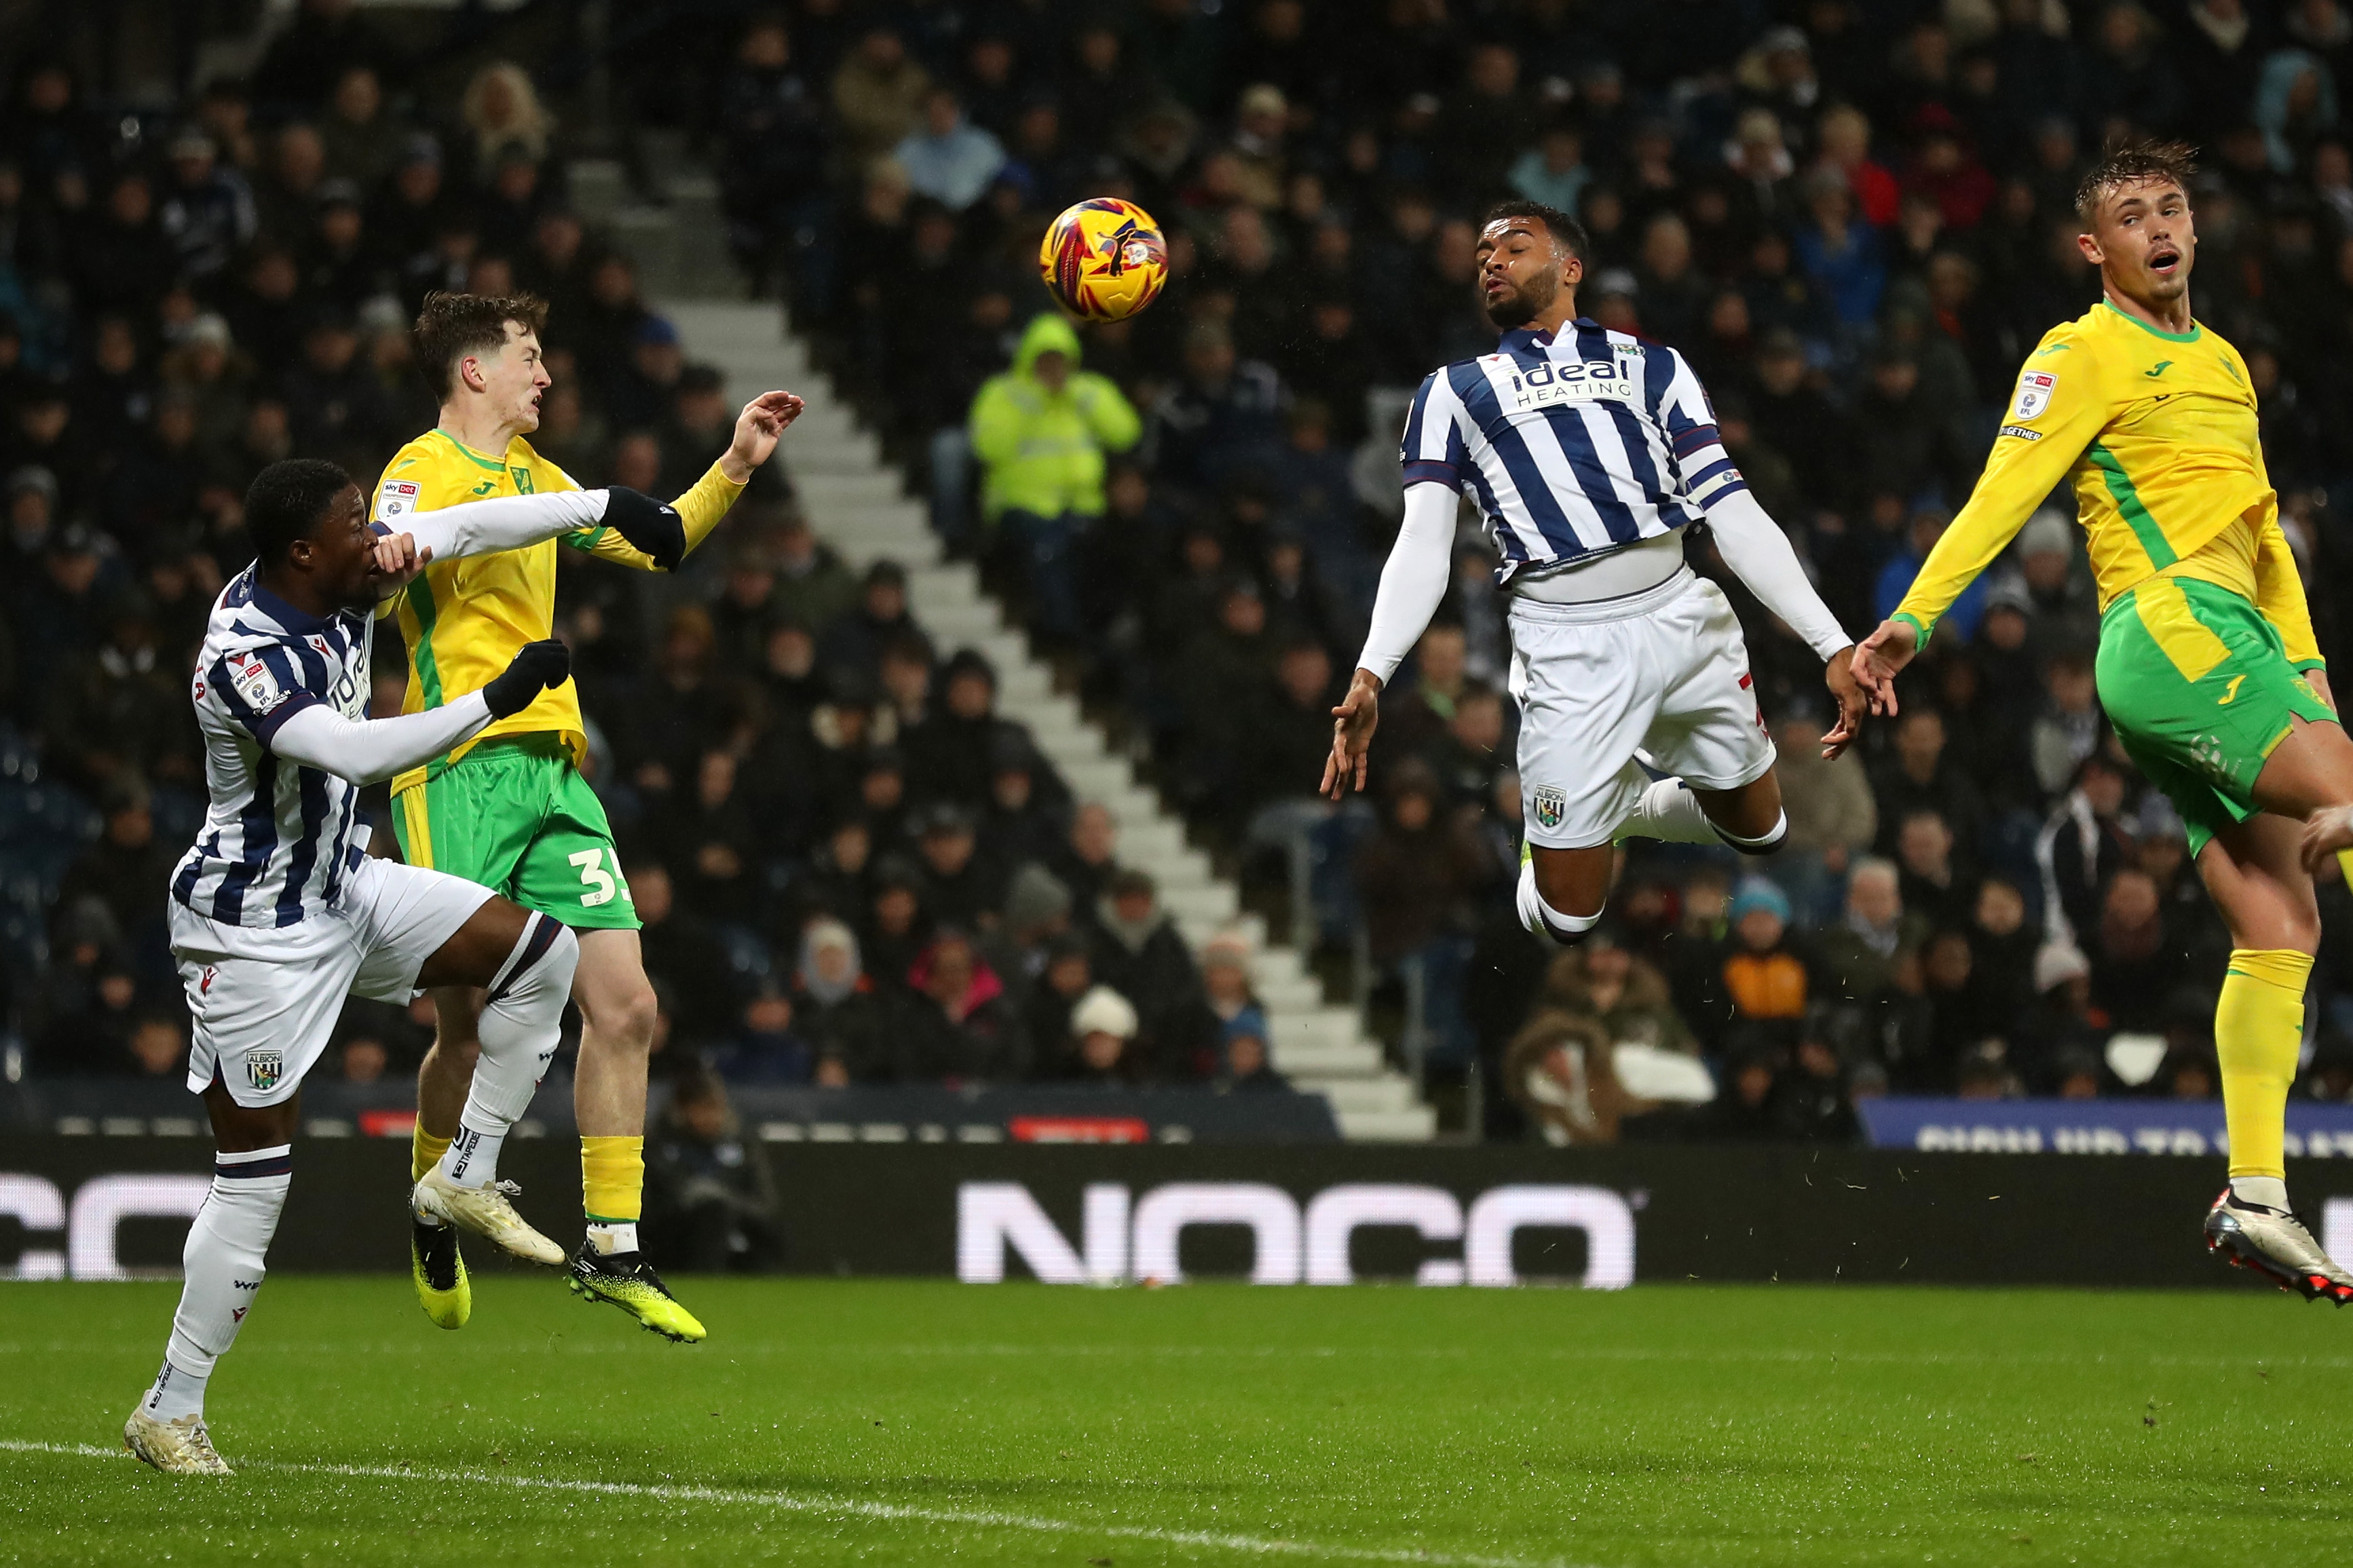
[662,301,1433,1139]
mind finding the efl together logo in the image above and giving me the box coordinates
[956,1181,1637,1289]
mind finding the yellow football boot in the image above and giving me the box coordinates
[567,1247,706,1343]
[411,1219,471,1330]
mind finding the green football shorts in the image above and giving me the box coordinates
[2096,575,2336,856]
[391,735,639,930]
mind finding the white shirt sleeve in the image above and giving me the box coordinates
[1701,486,1851,662]
[1647,347,1848,662]
[371,488,609,563]
[1353,480,1460,686]
[267,692,495,784]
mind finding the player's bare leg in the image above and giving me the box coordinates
[1692,771,1788,849]
[565,928,704,1342]
[2199,714,2353,1300]
[124,1085,301,1474]
[1519,842,1616,943]
[1527,769,1790,946]
[573,928,657,1141]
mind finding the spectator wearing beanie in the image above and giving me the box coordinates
[792,919,889,1083]
[1057,984,1142,1085]
[1087,868,1203,1078]
[984,862,1074,990]
[1711,879,1810,1044]
[1218,1004,1289,1092]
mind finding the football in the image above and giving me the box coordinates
[1037,197,1169,322]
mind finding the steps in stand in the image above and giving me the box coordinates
[660,299,1434,1141]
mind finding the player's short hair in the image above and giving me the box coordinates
[1480,199,1590,262]
[2074,139,2198,227]
[246,458,354,567]
[412,290,550,401]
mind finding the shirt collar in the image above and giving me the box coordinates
[1498,318,1606,356]
[251,580,332,636]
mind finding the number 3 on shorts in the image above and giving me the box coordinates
[570,847,622,908]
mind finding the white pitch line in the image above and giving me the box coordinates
[3,1438,1585,1568]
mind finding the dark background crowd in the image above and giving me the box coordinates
[10,0,2353,1149]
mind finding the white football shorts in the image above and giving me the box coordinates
[1508,570,1775,850]
[171,854,495,1106]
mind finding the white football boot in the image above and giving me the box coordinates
[411,1167,565,1266]
[123,1410,233,1476]
[2204,1189,2353,1303]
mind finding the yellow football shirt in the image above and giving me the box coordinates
[1891,299,2320,668]
[371,427,745,796]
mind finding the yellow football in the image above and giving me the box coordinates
[1038,197,1170,322]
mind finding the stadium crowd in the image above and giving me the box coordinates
[12,0,2353,1143]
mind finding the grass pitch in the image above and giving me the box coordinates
[5,1276,2352,1565]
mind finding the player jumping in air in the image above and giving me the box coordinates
[1856,142,2353,1299]
[126,459,690,1474]
[1325,200,1864,945]
[379,293,799,1343]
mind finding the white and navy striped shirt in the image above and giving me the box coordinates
[171,569,374,928]
[1401,319,1746,584]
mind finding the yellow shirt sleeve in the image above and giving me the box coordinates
[568,460,746,569]
[1892,334,2111,648]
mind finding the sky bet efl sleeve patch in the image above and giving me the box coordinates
[227,650,291,714]
[376,479,419,520]
[2010,370,2058,421]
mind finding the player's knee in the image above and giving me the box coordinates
[1517,859,1602,946]
[583,975,660,1056]
[428,989,484,1054]
[1713,808,1789,857]
[434,1035,481,1075]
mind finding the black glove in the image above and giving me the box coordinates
[601,485,687,571]
[483,639,572,719]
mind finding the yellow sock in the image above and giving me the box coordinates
[2338,849,2353,892]
[582,1135,645,1223]
[2217,948,2312,1181]
[412,1124,453,1183]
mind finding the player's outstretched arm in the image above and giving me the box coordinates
[261,640,572,786]
[1332,480,1458,795]
[582,390,806,574]
[371,488,606,586]
[1695,488,1867,757]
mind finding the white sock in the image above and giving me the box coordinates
[141,1357,206,1423]
[432,914,580,1191]
[586,1221,639,1255]
[1516,859,1600,945]
[2231,1176,2290,1211]
[438,1122,507,1189]
[144,1145,291,1421]
[1614,778,1721,845]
